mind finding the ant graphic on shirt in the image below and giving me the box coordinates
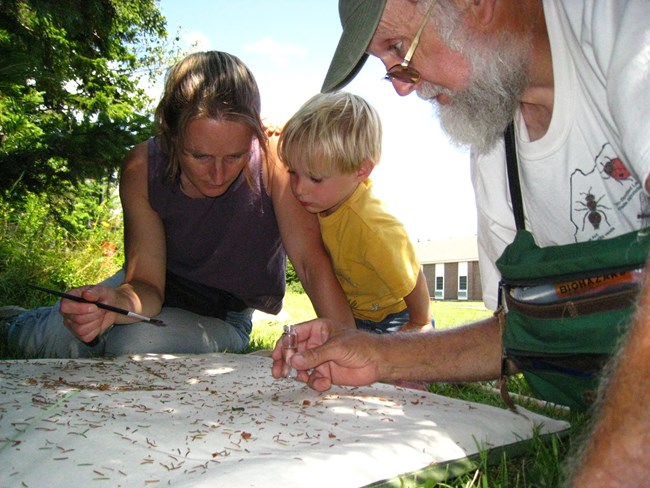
[576,188,611,231]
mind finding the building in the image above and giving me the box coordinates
[414,236,483,301]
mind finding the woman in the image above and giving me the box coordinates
[8,51,353,358]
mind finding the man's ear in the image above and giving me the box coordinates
[467,0,497,27]
[356,159,375,181]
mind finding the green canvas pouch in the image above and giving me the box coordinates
[496,229,646,410]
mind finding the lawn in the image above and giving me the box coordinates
[248,295,494,352]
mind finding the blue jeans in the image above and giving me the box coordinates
[7,270,253,358]
[354,309,435,334]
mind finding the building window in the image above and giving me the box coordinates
[435,263,444,300]
[458,262,468,300]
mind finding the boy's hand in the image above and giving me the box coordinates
[399,321,434,333]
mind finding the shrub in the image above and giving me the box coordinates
[0,183,123,308]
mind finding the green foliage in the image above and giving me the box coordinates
[0,187,123,309]
[0,0,180,198]
[285,259,305,293]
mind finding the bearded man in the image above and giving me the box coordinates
[273,2,650,485]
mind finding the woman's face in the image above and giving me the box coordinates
[178,117,253,198]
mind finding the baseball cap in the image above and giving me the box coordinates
[321,0,387,93]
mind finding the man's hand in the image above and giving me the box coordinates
[271,318,382,392]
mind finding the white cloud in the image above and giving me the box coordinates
[244,36,307,67]
[184,30,211,51]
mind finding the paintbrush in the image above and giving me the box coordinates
[29,284,166,326]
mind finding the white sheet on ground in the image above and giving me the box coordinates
[0,353,569,487]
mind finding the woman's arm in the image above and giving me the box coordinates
[59,142,167,342]
[117,141,167,318]
[265,137,355,328]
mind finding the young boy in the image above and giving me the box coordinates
[278,92,433,333]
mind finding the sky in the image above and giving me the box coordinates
[156,0,477,242]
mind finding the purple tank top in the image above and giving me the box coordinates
[147,137,286,314]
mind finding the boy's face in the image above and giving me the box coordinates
[287,164,367,217]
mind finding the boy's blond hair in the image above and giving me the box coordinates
[278,91,382,176]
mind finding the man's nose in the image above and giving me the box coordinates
[390,79,418,96]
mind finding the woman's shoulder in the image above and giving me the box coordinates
[120,139,152,191]
[123,140,150,170]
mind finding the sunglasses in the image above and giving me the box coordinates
[384,1,435,84]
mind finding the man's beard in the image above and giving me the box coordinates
[416,10,531,155]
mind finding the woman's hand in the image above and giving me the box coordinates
[59,285,118,343]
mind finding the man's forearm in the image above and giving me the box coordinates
[377,316,503,382]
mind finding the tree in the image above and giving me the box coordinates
[0,0,174,198]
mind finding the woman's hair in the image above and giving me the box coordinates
[278,91,382,176]
[154,51,268,184]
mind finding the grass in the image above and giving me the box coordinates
[246,291,318,352]
[248,298,494,352]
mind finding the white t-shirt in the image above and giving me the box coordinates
[472,0,650,310]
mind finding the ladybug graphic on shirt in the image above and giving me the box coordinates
[600,156,631,182]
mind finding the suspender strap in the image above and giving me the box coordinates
[504,121,525,230]
[499,121,523,412]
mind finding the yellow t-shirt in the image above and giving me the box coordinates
[318,180,421,322]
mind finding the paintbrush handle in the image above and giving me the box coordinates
[28,284,165,325]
